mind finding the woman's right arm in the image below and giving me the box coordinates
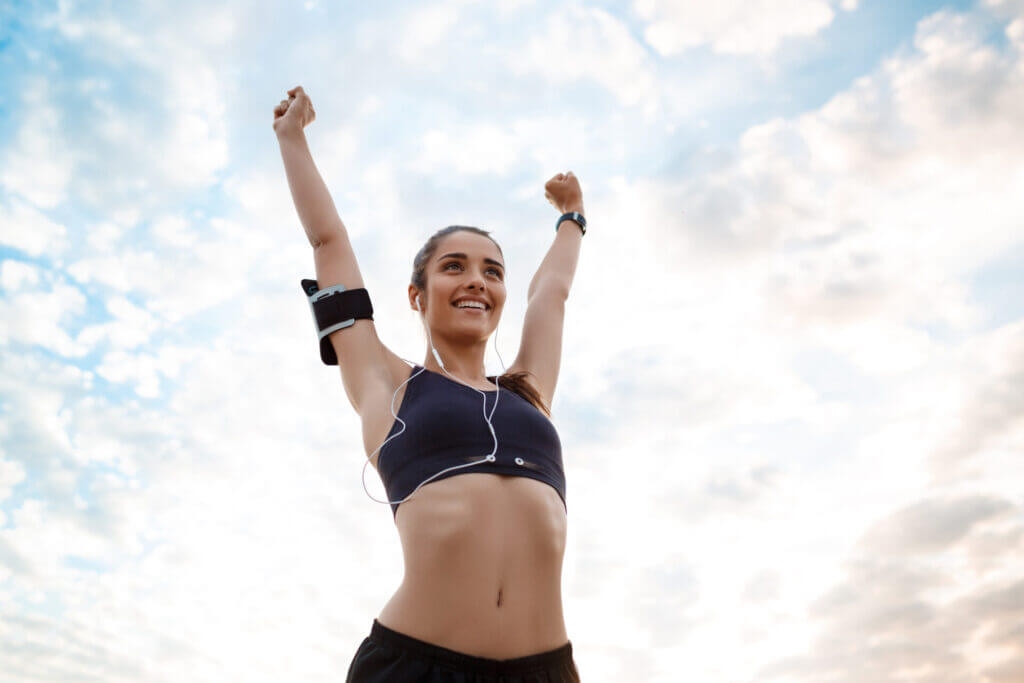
[277,127,359,256]
[274,88,401,415]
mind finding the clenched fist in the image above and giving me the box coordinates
[544,171,584,214]
[273,86,316,136]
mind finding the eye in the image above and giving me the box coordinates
[444,262,503,278]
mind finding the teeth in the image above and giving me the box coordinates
[455,301,486,309]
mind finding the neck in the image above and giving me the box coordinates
[422,339,491,384]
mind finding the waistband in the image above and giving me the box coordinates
[369,618,573,675]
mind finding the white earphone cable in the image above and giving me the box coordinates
[360,293,507,510]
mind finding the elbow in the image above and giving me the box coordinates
[312,227,345,251]
[310,221,348,250]
[529,277,571,302]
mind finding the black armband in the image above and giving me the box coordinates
[301,278,374,365]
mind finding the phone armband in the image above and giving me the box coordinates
[300,278,374,365]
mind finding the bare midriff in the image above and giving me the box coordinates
[374,472,569,660]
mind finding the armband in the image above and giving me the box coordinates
[300,278,374,365]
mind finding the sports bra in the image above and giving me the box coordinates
[377,364,567,519]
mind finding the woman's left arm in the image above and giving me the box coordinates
[528,171,585,297]
[508,173,585,411]
[527,212,584,298]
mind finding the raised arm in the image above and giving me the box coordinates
[508,172,585,412]
[275,87,359,255]
[528,172,585,297]
[274,86,404,415]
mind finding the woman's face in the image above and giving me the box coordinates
[417,231,506,340]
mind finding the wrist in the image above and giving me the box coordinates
[556,208,587,235]
[275,123,306,143]
[561,204,584,216]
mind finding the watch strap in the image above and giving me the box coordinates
[556,211,587,235]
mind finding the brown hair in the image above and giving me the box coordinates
[411,225,551,417]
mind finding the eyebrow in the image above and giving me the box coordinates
[437,252,505,270]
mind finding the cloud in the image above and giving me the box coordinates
[408,124,525,176]
[926,319,1024,479]
[507,6,660,114]
[639,6,1024,387]
[0,78,74,209]
[0,197,71,258]
[393,2,463,64]
[8,3,233,225]
[759,495,1024,682]
[634,0,852,56]
[0,456,27,505]
[0,264,89,357]
[742,569,782,603]
[856,495,1013,556]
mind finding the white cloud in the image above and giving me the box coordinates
[657,8,1024,377]
[634,0,849,57]
[21,1,232,222]
[394,2,462,64]
[409,124,523,175]
[0,455,26,504]
[76,295,159,352]
[0,197,71,258]
[0,260,41,291]
[92,350,163,397]
[0,268,89,357]
[149,215,200,249]
[508,6,660,115]
[0,78,74,209]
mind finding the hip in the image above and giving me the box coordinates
[377,578,569,660]
[346,618,580,682]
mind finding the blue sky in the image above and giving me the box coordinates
[2,0,1024,681]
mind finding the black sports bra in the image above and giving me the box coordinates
[376,364,567,519]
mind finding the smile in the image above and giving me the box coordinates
[453,303,488,313]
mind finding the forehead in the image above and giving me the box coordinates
[436,231,502,261]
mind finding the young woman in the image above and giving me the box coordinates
[275,86,585,682]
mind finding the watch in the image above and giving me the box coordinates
[556,211,587,235]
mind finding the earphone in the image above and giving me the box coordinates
[360,290,505,511]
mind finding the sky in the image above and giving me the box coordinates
[1,0,1024,681]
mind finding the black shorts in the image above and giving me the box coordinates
[345,618,581,682]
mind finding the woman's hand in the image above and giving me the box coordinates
[544,171,584,214]
[273,86,316,137]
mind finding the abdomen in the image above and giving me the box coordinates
[377,472,569,659]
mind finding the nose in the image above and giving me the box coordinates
[465,269,486,290]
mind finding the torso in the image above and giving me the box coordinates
[361,366,570,659]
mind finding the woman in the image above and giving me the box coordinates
[275,86,585,682]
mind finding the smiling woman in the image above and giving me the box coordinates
[344,222,582,682]
[275,85,585,682]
